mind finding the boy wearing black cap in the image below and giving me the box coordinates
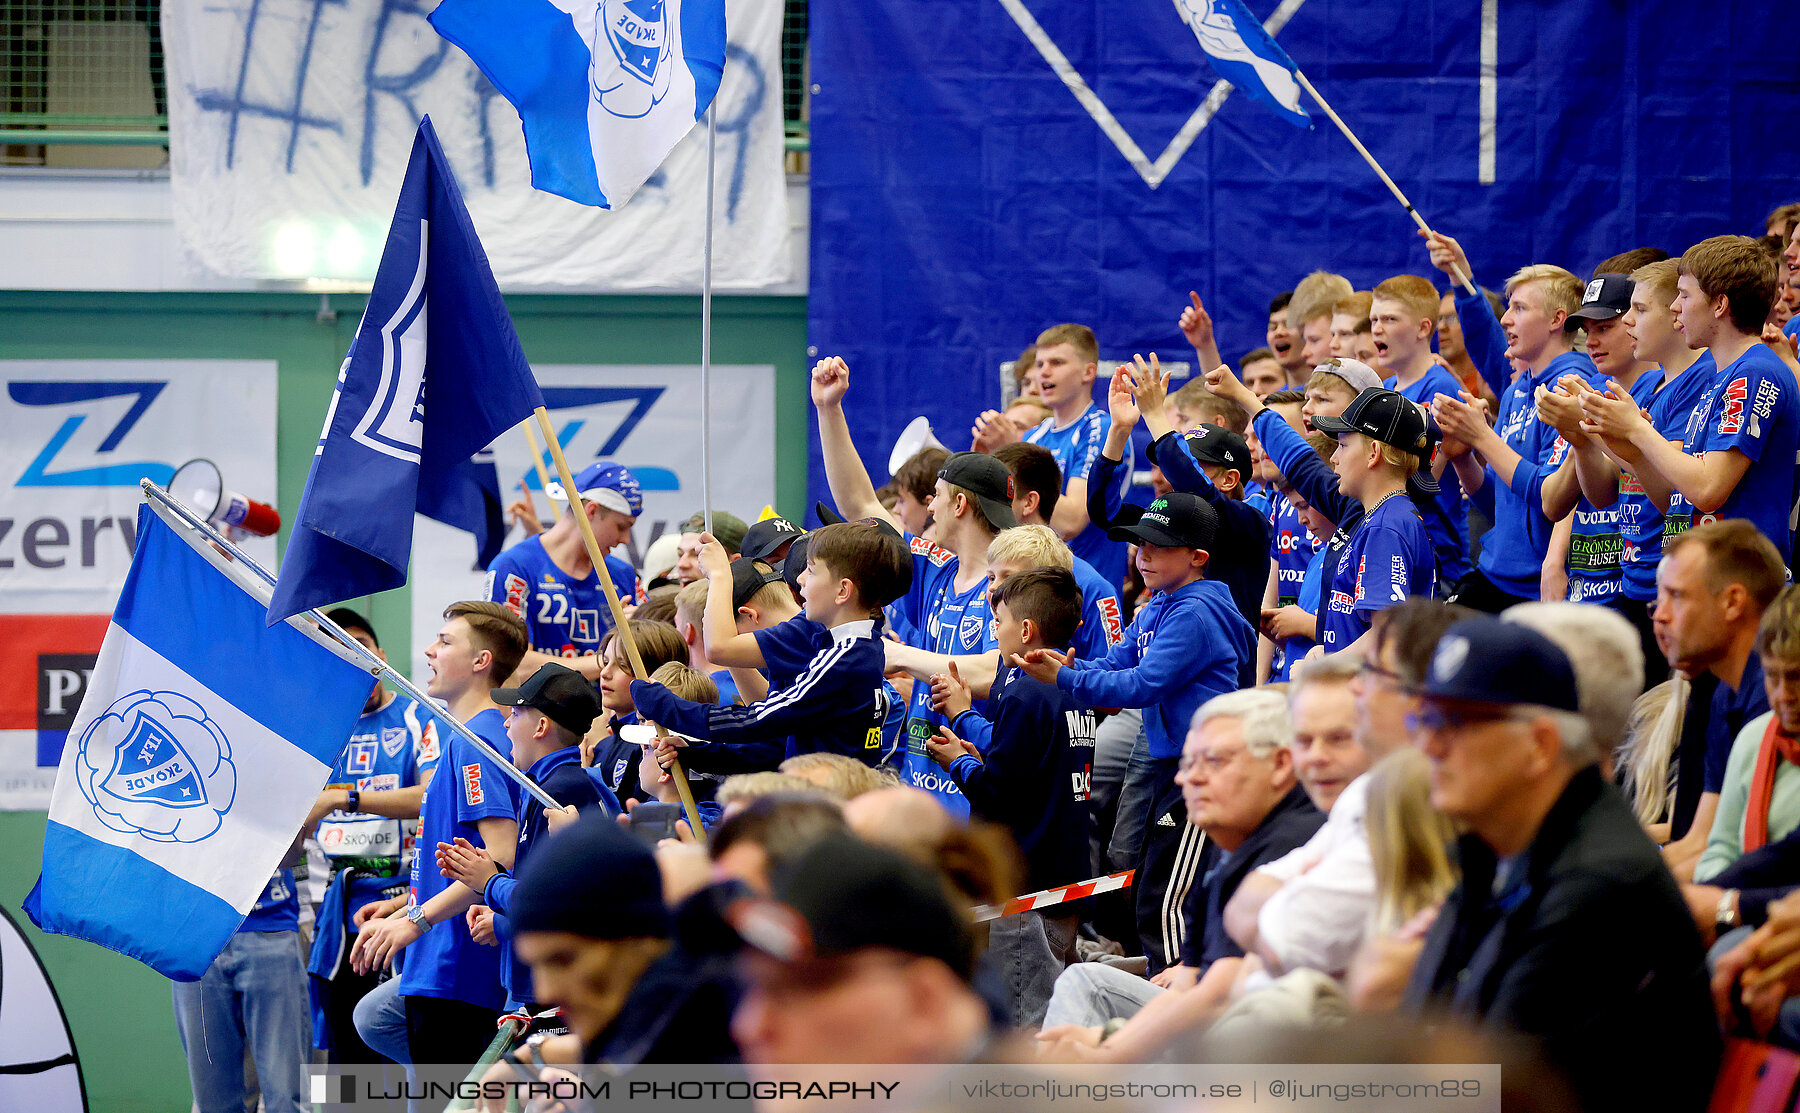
[435,662,613,1012]
[1013,491,1255,970]
[1310,388,1439,655]
[739,515,804,567]
[1113,354,1271,634]
[636,521,913,771]
[924,568,1097,1026]
[811,355,1014,817]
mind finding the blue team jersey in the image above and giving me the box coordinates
[1671,345,1800,557]
[1275,544,1330,681]
[315,694,440,878]
[1025,404,1132,589]
[1321,493,1436,652]
[399,708,520,1010]
[891,535,996,817]
[1618,356,1717,601]
[486,535,643,659]
[1269,496,1316,607]
[240,869,299,933]
[1386,365,1470,584]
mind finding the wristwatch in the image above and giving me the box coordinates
[1715,889,1742,932]
[405,902,429,932]
[347,787,361,814]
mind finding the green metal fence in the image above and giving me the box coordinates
[0,0,809,168]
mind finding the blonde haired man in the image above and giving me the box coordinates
[1289,271,1355,371]
[1433,262,1596,612]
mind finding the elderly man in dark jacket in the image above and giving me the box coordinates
[1405,615,1721,1113]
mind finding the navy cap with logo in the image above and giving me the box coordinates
[1182,425,1250,472]
[491,661,604,737]
[1565,273,1634,331]
[741,516,804,563]
[1107,491,1218,551]
[1420,615,1581,712]
[730,558,787,610]
[938,452,1019,530]
[725,834,976,980]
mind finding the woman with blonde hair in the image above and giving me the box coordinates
[1348,749,1458,1012]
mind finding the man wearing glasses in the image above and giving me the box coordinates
[1404,614,1719,1113]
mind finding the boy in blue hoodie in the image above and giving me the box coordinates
[1013,492,1254,971]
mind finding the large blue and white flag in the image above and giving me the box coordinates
[1174,0,1312,128]
[24,502,371,981]
[430,0,727,209]
[267,117,545,625]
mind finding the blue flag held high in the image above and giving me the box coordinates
[25,502,372,981]
[430,0,727,209]
[267,117,545,625]
[1174,0,1313,128]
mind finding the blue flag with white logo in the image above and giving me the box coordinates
[429,0,726,209]
[267,117,545,625]
[25,503,371,980]
[1173,0,1312,128]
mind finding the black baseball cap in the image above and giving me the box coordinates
[937,452,1019,530]
[1312,387,1432,452]
[813,500,906,543]
[741,516,804,563]
[491,662,603,736]
[782,534,811,592]
[730,559,787,610]
[1182,425,1250,473]
[725,834,976,980]
[1565,273,1634,331]
[1107,492,1218,551]
[1419,615,1580,712]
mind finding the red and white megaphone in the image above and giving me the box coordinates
[168,458,282,538]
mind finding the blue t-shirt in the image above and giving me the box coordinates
[1619,356,1718,602]
[709,668,741,706]
[1386,364,1471,584]
[1320,493,1437,652]
[485,535,642,659]
[890,535,996,817]
[240,869,299,933]
[1025,403,1132,589]
[1275,544,1331,682]
[399,708,521,1010]
[1673,344,1800,558]
[1785,317,1800,342]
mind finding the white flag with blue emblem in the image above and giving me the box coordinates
[1174,0,1312,128]
[24,502,371,981]
[430,0,727,209]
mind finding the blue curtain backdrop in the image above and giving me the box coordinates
[805,0,1800,515]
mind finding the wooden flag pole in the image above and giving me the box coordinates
[1293,71,1480,297]
[531,406,706,841]
[519,419,556,509]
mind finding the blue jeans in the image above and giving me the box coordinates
[1107,723,1156,873]
[171,930,311,1113]
[1042,961,1165,1030]
[353,973,412,1064]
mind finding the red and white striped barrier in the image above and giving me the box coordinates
[971,868,1135,922]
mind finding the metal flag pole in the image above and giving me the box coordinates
[140,479,564,812]
[1292,71,1480,297]
[529,407,708,839]
[700,106,717,537]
